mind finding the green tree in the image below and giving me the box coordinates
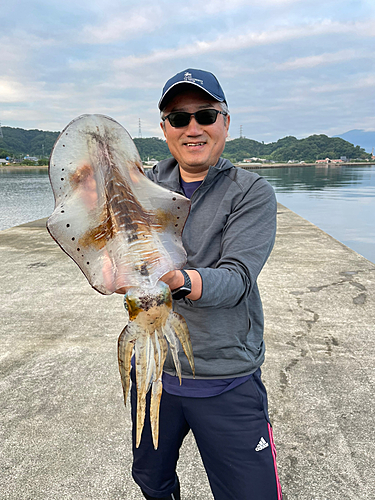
[21,160,38,166]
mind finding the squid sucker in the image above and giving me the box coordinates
[47,114,195,449]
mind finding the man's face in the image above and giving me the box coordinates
[160,89,230,179]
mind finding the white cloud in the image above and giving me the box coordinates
[178,0,301,16]
[0,79,44,104]
[81,7,163,43]
[78,0,303,45]
[274,49,361,70]
[1,0,374,142]
[311,74,375,93]
[113,19,375,70]
[0,81,26,103]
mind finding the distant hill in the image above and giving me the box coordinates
[222,134,371,163]
[0,127,59,158]
[133,137,170,161]
[0,126,170,161]
[334,130,375,153]
[0,126,371,163]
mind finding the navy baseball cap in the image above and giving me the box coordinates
[158,69,227,110]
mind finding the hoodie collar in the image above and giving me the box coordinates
[154,157,233,193]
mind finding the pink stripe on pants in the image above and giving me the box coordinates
[268,422,283,499]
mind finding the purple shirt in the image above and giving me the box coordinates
[180,178,202,199]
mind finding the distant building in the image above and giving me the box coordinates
[316,158,344,164]
[243,158,269,163]
[143,158,157,166]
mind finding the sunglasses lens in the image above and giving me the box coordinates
[195,109,218,125]
[166,109,221,127]
[168,112,191,127]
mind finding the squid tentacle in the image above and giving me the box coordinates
[168,311,195,377]
[162,321,182,383]
[117,323,138,405]
[134,334,156,448]
[149,329,168,449]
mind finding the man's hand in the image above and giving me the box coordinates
[159,270,184,290]
[115,269,202,300]
[160,270,202,301]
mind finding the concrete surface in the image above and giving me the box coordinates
[0,206,374,499]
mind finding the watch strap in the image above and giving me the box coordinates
[171,270,192,300]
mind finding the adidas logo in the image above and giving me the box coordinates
[255,437,269,452]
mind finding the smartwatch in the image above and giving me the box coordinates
[171,270,192,300]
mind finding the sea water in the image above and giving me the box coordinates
[1,164,374,264]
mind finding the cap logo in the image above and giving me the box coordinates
[183,72,203,85]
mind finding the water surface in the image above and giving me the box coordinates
[0,168,54,230]
[254,164,375,264]
[1,164,374,264]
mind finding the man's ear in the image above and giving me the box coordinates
[225,114,230,138]
[160,121,167,142]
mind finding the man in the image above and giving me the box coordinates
[130,69,282,500]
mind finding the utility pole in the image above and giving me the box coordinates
[240,125,243,139]
[138,119,142,139]
[0,122,3,139]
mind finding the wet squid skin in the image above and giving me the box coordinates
[119,282,195,449]
[46,114,195,450]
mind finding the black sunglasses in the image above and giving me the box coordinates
[162,109,227,128]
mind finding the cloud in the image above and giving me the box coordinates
[113,19,375,70]
[81,6,162,43]
[311,74,375,93]
[79,0,302,45]
[1,0,374,143]
[0,78,44,104]
[0,81,27,103]
[177,0,301,17]
[274,49,361,70]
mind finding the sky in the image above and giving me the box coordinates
[0,0,374,143]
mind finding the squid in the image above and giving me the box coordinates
[47,114,195,449]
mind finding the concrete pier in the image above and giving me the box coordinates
[1,206,374,499]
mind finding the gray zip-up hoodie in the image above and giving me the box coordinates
[147,157,277,379]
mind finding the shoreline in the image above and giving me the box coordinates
[0,164,48,171]
[1,161,374,172]
[235,161,375,169]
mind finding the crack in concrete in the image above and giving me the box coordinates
[280,351,307,393]
[290,270,369,306]
[325,335,339,356]
[353,292,367,305]
[27,262,48,268]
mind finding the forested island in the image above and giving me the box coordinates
[0,125,371,164]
